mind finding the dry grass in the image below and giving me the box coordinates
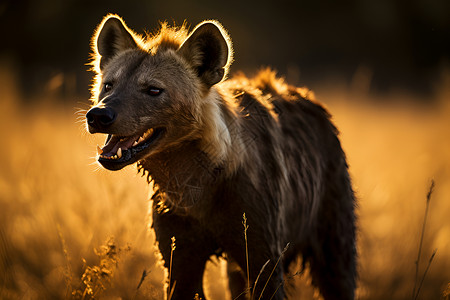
[0,66,449,299]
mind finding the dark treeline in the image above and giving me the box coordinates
[0,0,449,100]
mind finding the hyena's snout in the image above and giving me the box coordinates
[86,107,117,133]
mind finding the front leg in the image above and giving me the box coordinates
[245,248,285,300]
[223,216,286,300]
[153,208,217,299]
[227,253,285,300]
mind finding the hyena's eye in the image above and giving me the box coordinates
[146,87,163,96]
[103,83,113,93]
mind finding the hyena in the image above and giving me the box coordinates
[86,15,357,300]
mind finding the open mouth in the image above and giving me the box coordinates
[97,127,164,170]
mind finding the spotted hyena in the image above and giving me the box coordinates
[86,14,357,300]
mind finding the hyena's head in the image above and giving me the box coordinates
[86,15,232,170]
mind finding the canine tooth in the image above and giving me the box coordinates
[117,148,122,158]
[97,145,103,155]
[133,140,138,147]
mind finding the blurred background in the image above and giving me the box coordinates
[0,0,449,299]
[1,0,449,100]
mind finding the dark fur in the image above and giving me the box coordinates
[87,15,357,300]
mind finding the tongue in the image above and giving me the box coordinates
[101,134,140,156]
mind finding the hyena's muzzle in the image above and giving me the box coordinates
[86,103,164,171]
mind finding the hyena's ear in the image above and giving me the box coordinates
[178,21,232,87]
[95,16,138,70]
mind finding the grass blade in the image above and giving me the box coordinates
[412,180,435,299]
[250,259,270,300]
[257,243,289,300]
[414,249,437,300]
[242,213,250,297]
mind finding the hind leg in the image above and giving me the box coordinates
[227,258,248,299]
[308,238,356,300]
[307,197,357,300]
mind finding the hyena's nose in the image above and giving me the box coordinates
[86,107,116,131]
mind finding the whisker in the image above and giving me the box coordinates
[76,101,91,107]
[74,107,88,113]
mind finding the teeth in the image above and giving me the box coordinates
[143,128,154,139]
[98,128,155,162]
[98,148,122,160]
[129,128,155,148]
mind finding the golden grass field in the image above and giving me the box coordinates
[0,67,449,299]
